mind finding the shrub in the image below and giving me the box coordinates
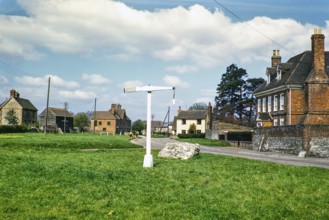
[0,125,28,133]
[178,133,205,139]
[227,131,252,142]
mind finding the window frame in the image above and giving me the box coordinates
[262,97,266,112]
[257,99,262,112]
[280,93,285,111]
[267,96,272,113]
[273,95,278,111]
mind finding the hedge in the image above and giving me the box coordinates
[227,131,252,142]
[178,133,205,139]
[0,125,28,133]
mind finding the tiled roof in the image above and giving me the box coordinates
[176,110,208,119]
[93,111,116,120]
[49,107,72,117]
[217,122,253,132]
[115,109,131,121]
[254,51,329,94]
[0,94,37,111]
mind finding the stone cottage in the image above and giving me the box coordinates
[0,89,38,128]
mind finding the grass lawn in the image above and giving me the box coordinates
[0,133,140,149]
[177,137,230,147]
[1,133,329,219]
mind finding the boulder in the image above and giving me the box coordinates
[158,142,200,160]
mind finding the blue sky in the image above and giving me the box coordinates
[0,0,328,122]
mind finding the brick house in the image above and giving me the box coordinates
[39,107,74,132]
[90,104,131,133]
[253,29,329,157]
[0,89,38,128]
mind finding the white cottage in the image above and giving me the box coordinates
[174,108,211,135]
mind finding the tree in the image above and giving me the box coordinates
[214,64,247,123]
[242,77,265,126]
[5,109,19,125]
[188,102,208,110]
[73,112,90,131]
[214,64,264,126]
[188,123,196,134]
[132,119,145,134]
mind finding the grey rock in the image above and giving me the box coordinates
[158,142,200,160]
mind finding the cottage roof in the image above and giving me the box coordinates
[16,98,37,111]
[92,104,131,121]
[115,109,131,121]
[49,107,72,117]
[142,120,163,128]
[217,122,253,132]
[176,110,208,120]
[93,111,116,120]
[0,97,38,111]
[254,51,329,94]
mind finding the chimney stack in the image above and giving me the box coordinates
[271,50,281,67]
[311,28,325,75]
[110,104,117,114]
[10,89,20,98]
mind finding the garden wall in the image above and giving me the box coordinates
[253,125,329,157]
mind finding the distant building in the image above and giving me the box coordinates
[90,104,131,133]
[0,89,38,128]
[141,120,173,135]
[39,107,73,132]
[174,103,212,135]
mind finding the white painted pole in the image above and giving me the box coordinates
[144,91,153,167]
[124,85,175,168]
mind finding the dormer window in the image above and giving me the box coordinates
[276,65,281,80]
[267,72,270,84]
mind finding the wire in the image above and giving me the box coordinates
[0,59,39,77]
[212,0,294,55]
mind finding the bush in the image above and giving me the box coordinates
[227,131,252,142]
[178,133,205,139]
[0,125,28,133]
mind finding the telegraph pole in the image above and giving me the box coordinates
[63,102,68,133]
[93,98,97,133]
[45,77,51,134]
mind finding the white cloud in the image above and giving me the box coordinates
[163,75,190,89]
[58,90,96,100]
[120,80,144,88]
[82,73,112,85]
[0,75,8,84]
[0,0,324,66]
[15,75,79,88]
[193,89,216,105]
[165,65,198,74]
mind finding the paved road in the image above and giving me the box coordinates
[131,137,329,169]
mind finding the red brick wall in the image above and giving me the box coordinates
[290,90,305,124]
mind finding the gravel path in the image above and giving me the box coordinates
[131,137,329,169]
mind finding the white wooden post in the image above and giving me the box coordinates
[124,86,175,168]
